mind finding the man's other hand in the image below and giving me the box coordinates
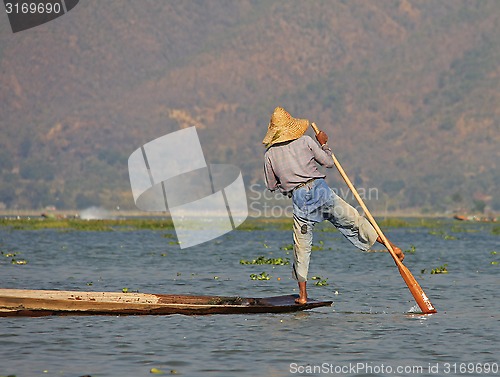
[316,131,328,146]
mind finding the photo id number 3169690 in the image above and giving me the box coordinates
[442,363,498,375]
[5,2,62,14]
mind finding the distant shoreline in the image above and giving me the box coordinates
[0,209,495,220]
[0,209,455,219]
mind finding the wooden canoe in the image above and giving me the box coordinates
[0,289,332,317]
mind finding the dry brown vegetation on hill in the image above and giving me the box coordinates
[0,0,498,213]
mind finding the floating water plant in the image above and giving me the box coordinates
[450,225,479,233]
[311,240,324,251]
[240,256,289,265]
[2,252,17,258]
[491,251,499,265]
[405,245,417,254]
[150,367,165,374]
[11,259,27,265]
[250,272,271,280]
[0,217,175,231]
[311,276,329,286]
[429,230,457,240]
[378,218,411,228]
[3,251,27,265]
[430,264,448,274]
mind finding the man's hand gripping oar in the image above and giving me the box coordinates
[311,122,437,314]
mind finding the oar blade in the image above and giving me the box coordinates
[398,263,437,314]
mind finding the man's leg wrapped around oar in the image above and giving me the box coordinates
[291,179,384,304]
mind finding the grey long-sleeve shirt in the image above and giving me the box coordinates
[264,135,334,193]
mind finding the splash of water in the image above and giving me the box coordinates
[407,304,421,313]
[79,206,114,220]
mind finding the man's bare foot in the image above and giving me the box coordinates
[295,296,307,305]
[295,281,307,304]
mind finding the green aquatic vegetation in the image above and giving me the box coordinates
[2,251,27,265]
[281,243,294,250]
[238,218,293,231]
[492,226,500,235]
[376,217,448,228]
[250,272,271,280]
[11,259,28,265]
[2,251,17,258]
[121,287,139,293]
[430,264,448,274]
[428,229,457,240]
[236,219,265,231]
[240,256,290,265]
[491,251,499,265]
[416,218,448,228]
[150,367,165,374]
[377,218,411,228]
[0,217,175,231]
[450,225,480,234]
[311,276,329,286]
[405,245,417,254]
[311,240,324,251]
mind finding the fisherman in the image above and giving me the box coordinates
[263,107,404,304]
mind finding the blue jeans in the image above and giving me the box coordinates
[291,179,377,282]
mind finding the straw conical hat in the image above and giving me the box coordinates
[262,107,309,147]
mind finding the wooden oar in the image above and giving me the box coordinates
[311,123,437,314]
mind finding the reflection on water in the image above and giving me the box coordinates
[0,220,498,376]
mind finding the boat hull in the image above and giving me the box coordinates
[0,289,333,316]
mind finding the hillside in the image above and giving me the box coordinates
[0,0,498,214]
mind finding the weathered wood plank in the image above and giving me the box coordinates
[0,289,332,316]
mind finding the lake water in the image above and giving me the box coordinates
[1,219,499,377]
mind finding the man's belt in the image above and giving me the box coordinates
[293,178,317,192]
